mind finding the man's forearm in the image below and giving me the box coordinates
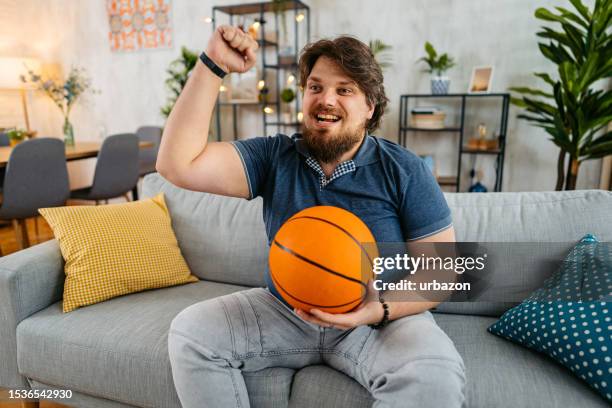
[156,60,222,176]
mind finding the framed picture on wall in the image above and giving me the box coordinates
[468,66,494,93]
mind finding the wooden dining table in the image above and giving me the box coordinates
[0,140,154,200]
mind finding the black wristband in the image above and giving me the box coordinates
[199,52,227,79]
[368,296,390,330]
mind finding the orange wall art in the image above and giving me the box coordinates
[107,0,172,52]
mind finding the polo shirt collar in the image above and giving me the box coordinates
[294,133,380,167]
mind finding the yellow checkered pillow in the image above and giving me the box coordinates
[39,193,198,312]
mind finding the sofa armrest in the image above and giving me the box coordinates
[0,240,64,388]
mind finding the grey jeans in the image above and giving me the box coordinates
[168,288,465,408]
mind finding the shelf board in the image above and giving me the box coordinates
[218,101,264,106]
[437,176,458,186]
[214,0,309,15]
[401,127,462,132]
[257,39,278,47]
[264,63,298,70]
[461,148,501,155]
[401,93,510,98]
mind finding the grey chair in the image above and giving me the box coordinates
[0,132,9,147]
[136,126,162,176]
[133,126,162,201]
[70,133,139,204]
[0,138,70,250]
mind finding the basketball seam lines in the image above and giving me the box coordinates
[285,215,375,267]
[270,269,363,309]
[273,239,367,287]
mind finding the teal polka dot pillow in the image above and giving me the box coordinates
[488,234,611,402]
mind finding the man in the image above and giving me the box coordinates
[158,25,465,408]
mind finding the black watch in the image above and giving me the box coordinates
[199,52,228,79]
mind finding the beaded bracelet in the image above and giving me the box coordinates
[368,296,390,330]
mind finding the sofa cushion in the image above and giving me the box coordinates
[39,194,198,312]
[16,281,294,408]
[434,313,609,408]
[488,235,612,402]
[289,365,373,408]
[142,173,269,287]
[437,190,612,316]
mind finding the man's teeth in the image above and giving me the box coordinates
[316,114,340,121]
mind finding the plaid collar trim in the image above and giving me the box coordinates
[305,157,356,188]
[293,133,380,167]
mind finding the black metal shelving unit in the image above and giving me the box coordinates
[212,1,310,141]
[398,93,510,192]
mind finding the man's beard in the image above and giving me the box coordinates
[302,118,367,164]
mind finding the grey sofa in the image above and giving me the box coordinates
[1,172,611,408]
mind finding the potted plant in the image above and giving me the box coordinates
[280,87,296,122]
[6,128,27,147]
[510,0,611,190]
[417,42,456,95]
[162,47,199,118]
[21,67,96,146]
[369,39,393,71]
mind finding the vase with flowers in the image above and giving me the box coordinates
[21,67,96,146]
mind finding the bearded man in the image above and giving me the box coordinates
[157,25,465,408]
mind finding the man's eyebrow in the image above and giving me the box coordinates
[307,76,356,86]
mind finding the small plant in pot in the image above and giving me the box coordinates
[6,128,27,147]
[418,42,456,94]
[280,87,296,122]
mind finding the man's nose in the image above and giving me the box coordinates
[320,88,337,107]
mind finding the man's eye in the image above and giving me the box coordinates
[309,85,320,91]
[339,88,353,95]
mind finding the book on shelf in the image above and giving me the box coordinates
[410,108,446,129]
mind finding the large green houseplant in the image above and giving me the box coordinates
[510,0,612,190]
[161,47,199,118]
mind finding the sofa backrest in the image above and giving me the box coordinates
[438,190,612,316]
[143,174,612,315]
[142,173,269,287]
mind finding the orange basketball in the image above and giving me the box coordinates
[269,206,379,314]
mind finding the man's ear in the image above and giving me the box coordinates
[367,103,375,120]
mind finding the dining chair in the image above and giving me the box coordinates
[136,126,162,176]
[132,126,162,201]
[0,132,9,147]
[0,138,70,250]
[70,133,139,204]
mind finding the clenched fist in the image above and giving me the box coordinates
[206,25,259,74]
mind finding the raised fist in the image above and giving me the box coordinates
[206,25,259,74]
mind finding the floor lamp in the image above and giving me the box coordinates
[0,57,41,133]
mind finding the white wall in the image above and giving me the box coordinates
[0,0,605,191]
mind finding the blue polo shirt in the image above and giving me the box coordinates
[232,133,452,298]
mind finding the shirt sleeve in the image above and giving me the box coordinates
[400,160,453,241]
[231,136,277,199]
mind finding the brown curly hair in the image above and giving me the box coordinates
[298,36,389,133]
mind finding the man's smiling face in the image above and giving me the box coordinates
[301,56,375,164]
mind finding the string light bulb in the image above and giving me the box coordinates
[295,13,305,22]
[257,80,265,90]
[264,106,274,114]
[287,74,295,85]
[297,112,304,122]
[219,85,227,92]
[203,16,213,23]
